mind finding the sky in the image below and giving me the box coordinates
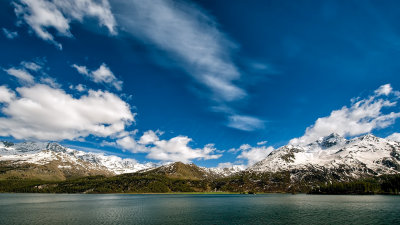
[0,0,400,168]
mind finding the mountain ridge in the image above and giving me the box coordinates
[1,133,400,193]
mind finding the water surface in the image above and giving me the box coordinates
[0,194,399,224]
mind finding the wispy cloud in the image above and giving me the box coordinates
[115,0,244,103]
[10,0,265,131]
[227,115,265,131]
[2,28,18,39]
[112,0,269,131]
[12,0,116,49]
[290,84,400,145]
[4,67,35,84]
[3,60,47,85]
[257,140,268,145]
[21,61,41,71]
[72,63,123,91]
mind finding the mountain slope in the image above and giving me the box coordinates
[0,142,155,181]
[142,162,240,180]
[1,133,400,193]
[248,134,400,186]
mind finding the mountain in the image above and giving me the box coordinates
[141,162,243,180]
[144,162,219,180]
[243,133,400,191]
[0,141,239,182]
[1,133,400,194]
[0,141,155,181]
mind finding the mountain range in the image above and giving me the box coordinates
[0,133,399,193]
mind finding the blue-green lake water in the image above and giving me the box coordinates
[0,194,399,224]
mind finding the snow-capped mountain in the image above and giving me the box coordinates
[249,133,400,182]
[206,165,245,177]
[2,133,399,184]
[0,141,240,181]
[139,162,243,179]
[0,141,155,178]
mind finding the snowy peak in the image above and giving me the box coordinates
[0,141,155,177]
[206,165,245,177]
[144,162,237,179]
[304,133,347,151]
[355,133,382,143]
[317,133,347,149]
[248,134,400,180]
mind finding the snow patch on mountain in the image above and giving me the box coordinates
[207,165,245,177]
[0,142,155,174]
[249,134,400,179]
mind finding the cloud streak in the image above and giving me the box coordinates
[113,0,268,131]
[115,0,244,102]
[12,0,116,49]
[4,68,35,84]
[2,28,18,39]
[72,63,123,90]
[10,0,264,131]
[227,115,265,131]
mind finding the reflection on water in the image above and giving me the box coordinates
[0,194,399,224]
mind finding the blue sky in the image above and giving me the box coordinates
[0,0,400,168]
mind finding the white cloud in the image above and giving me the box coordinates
[1,60,223,164]
[13,0,70,49]
[21,61,42,71]
[387,133,400,142]
[2,28,18,39]
[91,64,122,90]
[4,68,35,84]
[117,130,222,163]
[257,140,268,145]
[72,64,88,75]
[39,77,60,88]
[4,61,62,88]
[115,0,244,102]
[0,86,16,103]
[138,130,160,145]
[227,114,264,131]
[13,0,116,49]
[69,84,86,92]
[375,84,392,96]
[72,63,122,90]
[290,84,400,145]
[116,135,147,153]
[217,162,246,170]
[145,136,221,163]
[236,144,274,166]
[53,0,116,34]
[0,84,134,140]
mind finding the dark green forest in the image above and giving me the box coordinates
[1,171,400,194]
[309,174,400,195]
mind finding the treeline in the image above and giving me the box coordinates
[1,172,400,195]
[0,174,210,193]
[0,171,310,194]
[309,174,400,195]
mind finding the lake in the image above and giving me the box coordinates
[0,194,399,224]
